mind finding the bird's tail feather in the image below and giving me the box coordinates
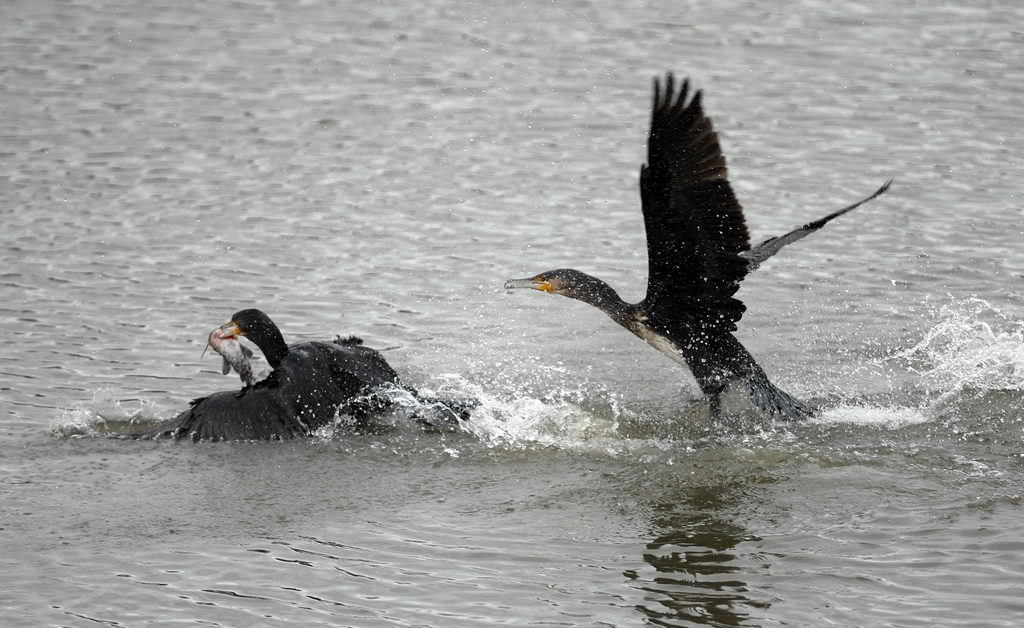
[746,370,813,420]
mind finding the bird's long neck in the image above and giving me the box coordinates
[571,278,633,326]
[255,327,289,369]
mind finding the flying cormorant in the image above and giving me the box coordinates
[505,74,890,419]
[134,309,469,441]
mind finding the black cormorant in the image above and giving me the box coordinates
[505,74,891,419]
[134,309,469,441]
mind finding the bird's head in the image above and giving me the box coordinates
[217,308,289,368]
[224,308,277,339]
[504,268,616,307]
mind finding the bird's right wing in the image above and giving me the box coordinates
[744,179,892,271]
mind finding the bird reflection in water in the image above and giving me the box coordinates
[625,482,776,626]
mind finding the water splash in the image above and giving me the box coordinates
[373,373,675,455]
[51,389,162,437]
[811,404,931,428]
[895,298,1024,402]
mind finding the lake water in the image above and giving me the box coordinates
[2,0,1023,625]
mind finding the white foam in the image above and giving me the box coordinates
[811,404,932,428]
[398,373,668,455]
[896,298,1024,401]
[51,388,161,437]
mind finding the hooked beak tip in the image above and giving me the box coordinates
[504,278,533,290]
[504,278,553,293]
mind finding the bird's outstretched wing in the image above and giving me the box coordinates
[639,73,751,331]
[744,179,892,271]
[130,371,310,441]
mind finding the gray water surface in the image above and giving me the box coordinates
[2,0,1023,626]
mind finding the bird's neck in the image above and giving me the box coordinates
[572,279,633,325]
[256,329,290,369]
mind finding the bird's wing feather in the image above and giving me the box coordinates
[745,179,892,270]
[639,74,750,331]
[132,371,308,441]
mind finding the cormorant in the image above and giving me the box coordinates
[505,74,890,419]
[134,309,469,441]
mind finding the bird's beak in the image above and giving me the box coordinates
[504,277,553,293]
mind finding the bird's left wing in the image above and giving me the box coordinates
[639,73,751,331]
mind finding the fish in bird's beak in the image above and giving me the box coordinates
[504,277,554,293]
[201,323,236,358]
[205,323,255,385]
[201,321,243,359]
[205,323,241,358]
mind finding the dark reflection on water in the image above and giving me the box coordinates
[627,481,776,627]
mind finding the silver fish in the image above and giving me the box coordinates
[206,326,255,386]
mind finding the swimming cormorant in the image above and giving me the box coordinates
[134,309,469,441]
[505,74,891,419]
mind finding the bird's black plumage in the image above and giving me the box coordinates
[640,74,751,332]
[506,74,891,419]
[133,309,464,441]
